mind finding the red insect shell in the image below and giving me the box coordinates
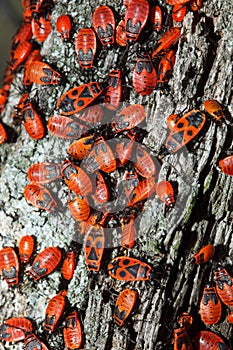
[108,256,153,281]
[219,155,233,175]
[23,6,34,23]
[115,138,134,166]
[48,115,87,140]
[20,99,45,140]
[75,28,97,69]
[10,22,32,68]
[24,333,49,350]
[67,135,95,160]
[0,325,25,342]
[23,49,42,86]
[104,69,122,111]
[214,267,233,307]
[152,27,181,58]
[156,180,175,208]
[28,162,62,184]
[227,311,233,324]
[32,14,52,44]
[56,15,71,42]
[112,104,146,132]
[166,113,180,130]
[189,0,203,11]
[192,244,215,264]
[121,214,136,249]
[172,4,187,22]
[29,247,61,280]
[61,159,93,196]
[12,93,31,122]
[193,330,230,350]
[62,251,76,281]
[83,136,117,173]
[85,211,108,228]
[92,171,110,205]
[57,82,103,115]
[22,0,44,15]
[3,317,33,333]
[73,105,104,125]
[0,89,8,112]
[19,235,34,263]
[2,65,14,93]
[77,212,103,237]
[123,168,139,203]
[26,61,63,85]
[85,224,105,272]
[116,20,127,47]
[114,289,137,326]
[10,22,32,51]
[10,41,32,71]
[200,285,222,325]
[203,99,224,121]
[68,190,90,222]
[24,49,41,65]
[150,5,163,31]
[24,183,57,212]
[166,0,190,5]
[133,53,157,95]
[0,123,7,144]
[173,325,193,350]
[128,177,157,206]
[177,312,193,330]
[134,144,159,178]
[44,290,67,333]
[0,247,19,286]
[123,0,132,6]
[92,5,115,46]
[124,0,149,43]
[156,49,176,88]
[63,311,82,349]
[166,110,206,153]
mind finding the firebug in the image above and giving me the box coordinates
[0,247,19,286]
[214,267,233,307]
[156,180,175,207]
[57,82,102,115]
[108,256,153,281]
[192,244,215,264]
[85,224,105,272]
[63,311,82,349]
[48,115,88,139]
[24,183,57,212]
[75,28,97,69]
[200,284,222,325]
[114,289,137,326]
[165,110,206,153]
[19,235,35,263]
[92,5,115,46]
[56,14,71,42]
[28,246,61,280]
[124,0,149,43]
[44,290,67,333]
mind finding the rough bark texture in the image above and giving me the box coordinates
[0,0,233,350]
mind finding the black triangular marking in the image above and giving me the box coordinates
[88,247,98,261]
[79,86,93,98]
[125,263,140,278]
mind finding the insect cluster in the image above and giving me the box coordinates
[172,246,233,349]
[0,241,83,348]
[174,317,231,350]
[0,0,232,349]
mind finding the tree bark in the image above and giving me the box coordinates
[0,0,233,350]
